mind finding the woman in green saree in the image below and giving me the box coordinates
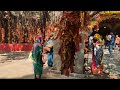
[32,35,43,79]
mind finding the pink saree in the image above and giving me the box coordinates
[91,54,104,75]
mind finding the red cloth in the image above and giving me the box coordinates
[0,44,32,51]
[91,54,103,75]
[92,54,97,71]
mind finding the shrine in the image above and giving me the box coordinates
[0,11,120,75]
[89,11,120,38]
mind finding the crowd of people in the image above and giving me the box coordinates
[31,27,120,78]
[106,33,120,51]
[84,27,120,75]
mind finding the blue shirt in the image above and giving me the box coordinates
[110,34,115,45]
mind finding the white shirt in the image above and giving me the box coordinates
[89,36,93,45]
[107,35,111,41]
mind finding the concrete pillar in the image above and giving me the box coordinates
[53,38,61,71]
[74,33,84,74]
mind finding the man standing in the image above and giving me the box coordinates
[108,32,115,58]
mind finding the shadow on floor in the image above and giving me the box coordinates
[19,74,34,79]
[0,52,30,61]
[19,74,50,79]
[19,67,52,79]
[0,74,34,79]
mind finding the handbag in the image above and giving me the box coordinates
[42,54,47,64]
[28,51,33,62]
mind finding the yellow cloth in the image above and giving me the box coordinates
[94,33,102,44]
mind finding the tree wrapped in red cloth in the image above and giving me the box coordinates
[57,11,81,76]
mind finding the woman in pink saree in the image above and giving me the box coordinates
[91,34,104,75]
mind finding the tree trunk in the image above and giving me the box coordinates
[3,18,8,43]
